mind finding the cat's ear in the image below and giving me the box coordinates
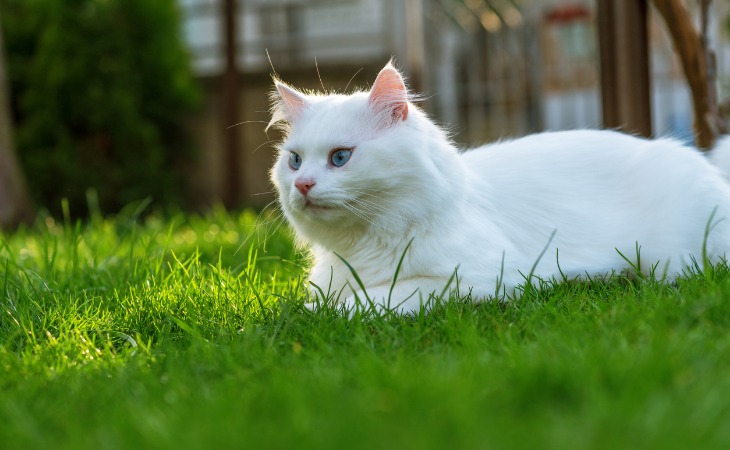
[268,81,309,130]
[368,62,409,125]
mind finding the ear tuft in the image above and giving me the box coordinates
[268,80,309,131]
[369,62,409,126]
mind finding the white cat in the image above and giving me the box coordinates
[269,61,730,314]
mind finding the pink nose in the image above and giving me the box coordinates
[295,178,316,196]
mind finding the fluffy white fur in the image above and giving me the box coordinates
[269,62,730,314]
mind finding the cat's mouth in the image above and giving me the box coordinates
[304,200,333,211]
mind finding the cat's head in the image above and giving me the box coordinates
[268,62,453,248]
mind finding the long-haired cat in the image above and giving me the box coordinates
[269,61,730,314]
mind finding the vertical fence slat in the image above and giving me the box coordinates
[597,0,652,137]
[222,0,241,206]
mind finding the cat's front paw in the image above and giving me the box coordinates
[303,302,317,311]
[342,295,384,316]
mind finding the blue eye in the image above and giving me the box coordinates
[330,148,352,167]
[289,151,302,170]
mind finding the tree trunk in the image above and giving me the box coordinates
[653,0,727,150]
[0,18,34,228]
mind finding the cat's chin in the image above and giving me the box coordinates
[292,200,339,220]
[304,200,332,211]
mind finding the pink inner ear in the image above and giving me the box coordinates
[276,82,308,121]
[369,66,409,122]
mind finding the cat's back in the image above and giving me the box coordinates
[459,129,715,186]
[452,129,730,276]
[463,129,666,165]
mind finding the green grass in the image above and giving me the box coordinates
[2,205,730,449]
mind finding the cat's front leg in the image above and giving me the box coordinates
[344,277,455,315]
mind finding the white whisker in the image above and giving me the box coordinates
[344,67,364,92]
[252,139,278,154]
[236,200,286,255]
[343,197,412,233]
[227,120,270,129]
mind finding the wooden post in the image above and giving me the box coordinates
[0,18,34,228]
[597,0,652,137]
[222,0,241,206]
[404,0,425,92]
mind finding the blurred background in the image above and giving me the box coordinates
[1,0,730,224]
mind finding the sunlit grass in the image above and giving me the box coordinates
[2,206,730,449]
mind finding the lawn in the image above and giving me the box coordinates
[2,204,730,449]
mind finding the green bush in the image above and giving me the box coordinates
[1,0,200,215]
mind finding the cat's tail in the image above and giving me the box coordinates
[708,134,730,183]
